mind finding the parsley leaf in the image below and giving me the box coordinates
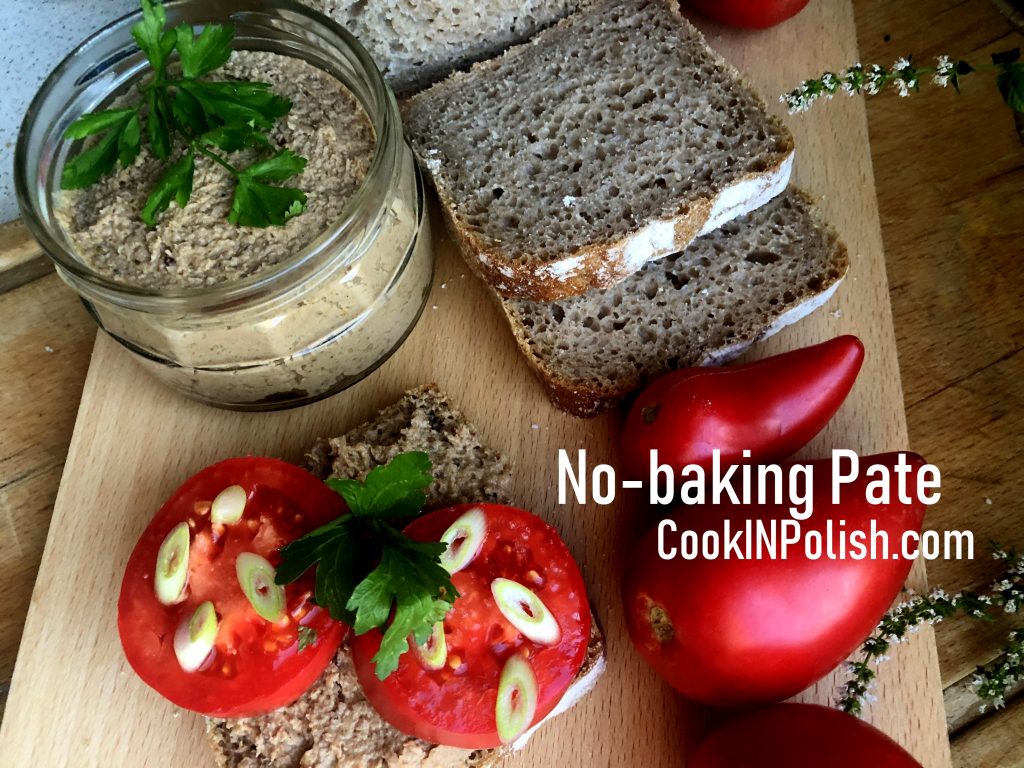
[997,61,1024,114]
[131,0,175,78]
[141,151,195,226]
[60,109,140,189]
[170,88,209,135]
[179,80,292,131]
[147,89,173,160]
[327,451,434,518]
[174,22,233,80]
[349,540,455,679]
[64,109,137,140]
[276,452,459,679]
[201,124,271,153]
[229,179,307,227]
[119,113,143,167]
[229,150,308,227]
[61,127,122,190]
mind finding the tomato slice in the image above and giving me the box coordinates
[117,457,347,717]
[351,503,591,749]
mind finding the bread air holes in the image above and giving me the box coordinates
[492,187,505,199]
[668,271,689,290]
[745,250,781,266]
[629,88,657,109]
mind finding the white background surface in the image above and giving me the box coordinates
[0,0,137,223]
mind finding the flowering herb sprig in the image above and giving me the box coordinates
[838,546,1024,716]
[972,629,1024,711]
[781,48,1024,115]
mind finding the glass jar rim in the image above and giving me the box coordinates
[14,0,402,311]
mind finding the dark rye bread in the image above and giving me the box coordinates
[207,386,606,767]
[403,0,795,301]
[499,189,849,417]
[307,1,580,95]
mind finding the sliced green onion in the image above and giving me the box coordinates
[236,552,285,622]
[412,621,448,671]
[155,522,190,605]
[496,655,538,744]
[439,507,487,574]
[491,578,561,645]
[173,601,218,672]
[211,485,247,525]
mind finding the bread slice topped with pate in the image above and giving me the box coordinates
[403,0,795,301]
[204,387,606,767]
[498,189,850,417]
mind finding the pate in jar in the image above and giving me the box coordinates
[16,0,433,410]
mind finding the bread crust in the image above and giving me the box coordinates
[404,0,796,301]
[497,188,850,418]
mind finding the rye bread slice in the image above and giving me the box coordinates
[306,1,580,95]
[206,386,606,767]
[499,189,849,417]
[402,0,795,301]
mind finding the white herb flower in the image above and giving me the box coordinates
[934,55,954,87]
[821,71,839,96]
[893,57,911,72]
[866,64,887,95]
[841,63,865,95]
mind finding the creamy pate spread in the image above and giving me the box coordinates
[55,51,432,407]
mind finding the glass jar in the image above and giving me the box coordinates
[15,0,433,410]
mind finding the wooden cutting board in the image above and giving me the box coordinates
[0,2,953,766]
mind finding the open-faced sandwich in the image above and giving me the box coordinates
[117,387,605,767]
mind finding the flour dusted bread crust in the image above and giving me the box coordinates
[499,190,849,417]
[403,0,795,301]
[206,386,606,767]
[306,1,580,95]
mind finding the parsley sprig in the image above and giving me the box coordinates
[276,452,458,680]
[60,0,307,228]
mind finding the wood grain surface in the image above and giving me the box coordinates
[0,223,49,294]
[0,271,93,719]
[854,2,1024,761]
[0,1,961,766]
